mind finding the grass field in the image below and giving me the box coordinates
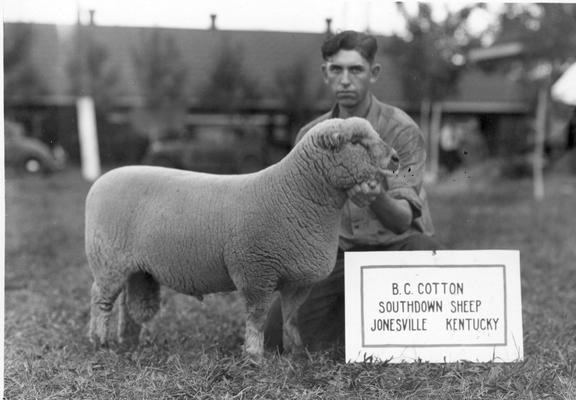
[4,167,576,399]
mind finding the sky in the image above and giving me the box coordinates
[3,0,403,34]
[2,0,500,36]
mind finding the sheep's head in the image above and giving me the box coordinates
[307,117,399,190]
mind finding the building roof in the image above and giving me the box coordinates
[4,22,528,113]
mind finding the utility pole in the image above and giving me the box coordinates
[533,78,549,201]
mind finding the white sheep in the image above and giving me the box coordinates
[85,117,399,358]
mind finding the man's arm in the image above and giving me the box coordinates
[347,180,413,234]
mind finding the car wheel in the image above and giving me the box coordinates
[23,157,43,174]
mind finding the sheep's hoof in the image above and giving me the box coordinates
[243,345,265,364]
[243,351,264,366]
[284,346,301,354]
[284,345,306,358]
[89,338,109,351]
[117,320,142,348]
[117,335,140,350]
[88,330,109,350]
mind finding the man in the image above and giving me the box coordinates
[264,30,442,351]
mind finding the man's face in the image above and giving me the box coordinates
[322,49,380,109]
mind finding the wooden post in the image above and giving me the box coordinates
[420,98,431,170]
[0,22,4,384]
[429,102,443,182]
[533,83,548,201]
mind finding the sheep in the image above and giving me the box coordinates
[85,117,399,359]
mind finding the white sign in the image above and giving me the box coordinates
[345,250,523,363]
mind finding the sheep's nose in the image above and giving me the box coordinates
[388,153,400,172]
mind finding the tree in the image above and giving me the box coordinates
[4,24,47,102]
[200,39,262,113]
[66,21,133,168]
[488,3,576,99]
[131,28,190,142]
[68,28,119,109]
[67,22,120,109]
[273,59,328,143]
[385,3,484,178]
[496,3,576,63]
[489,3,576,198]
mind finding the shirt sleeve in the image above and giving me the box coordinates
[386,125,427,220]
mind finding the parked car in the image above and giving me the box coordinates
[142,120,285,174]
[4,120,65,175]
[144,140,264,174]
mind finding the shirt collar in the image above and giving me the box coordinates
[330,94,375,120]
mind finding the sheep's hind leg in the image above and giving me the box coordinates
[280,284,312,355]
[118,272,161,346]
[117,290,142,347]
[89,280,124,347]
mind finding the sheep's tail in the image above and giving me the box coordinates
[125,272,160,323]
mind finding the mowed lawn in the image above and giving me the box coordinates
[4,167,576,399]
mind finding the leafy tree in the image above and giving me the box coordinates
[386,3,483,105]
[200,39,262,113]
[385,3,483,176]
[487,3,576,197]
[67,23,120,110]
[4,24,47,102]
[131,28,190,142]
[273,59,328,143]
[491,3,576,94]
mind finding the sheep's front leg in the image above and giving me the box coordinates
[280,284,312,354]
[242,288,276,359]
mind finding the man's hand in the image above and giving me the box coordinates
[347,178,413,234]
[347,179,388,208]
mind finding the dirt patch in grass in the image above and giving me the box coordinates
[5,168,576,399]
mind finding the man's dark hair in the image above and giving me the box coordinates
[321,30,378,63]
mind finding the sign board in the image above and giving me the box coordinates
[345,250,523,363]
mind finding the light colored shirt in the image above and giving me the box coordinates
[295,95,434,250]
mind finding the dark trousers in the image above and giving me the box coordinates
[264,233,443,352]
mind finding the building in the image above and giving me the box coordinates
[4,20,531,166]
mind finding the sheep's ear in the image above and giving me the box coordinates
[318,131,344,150]
[348,130,366,144]
[314,118,371,150]
[344,118,373,145]
[317,128,367,150]
[315,121,346,150]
